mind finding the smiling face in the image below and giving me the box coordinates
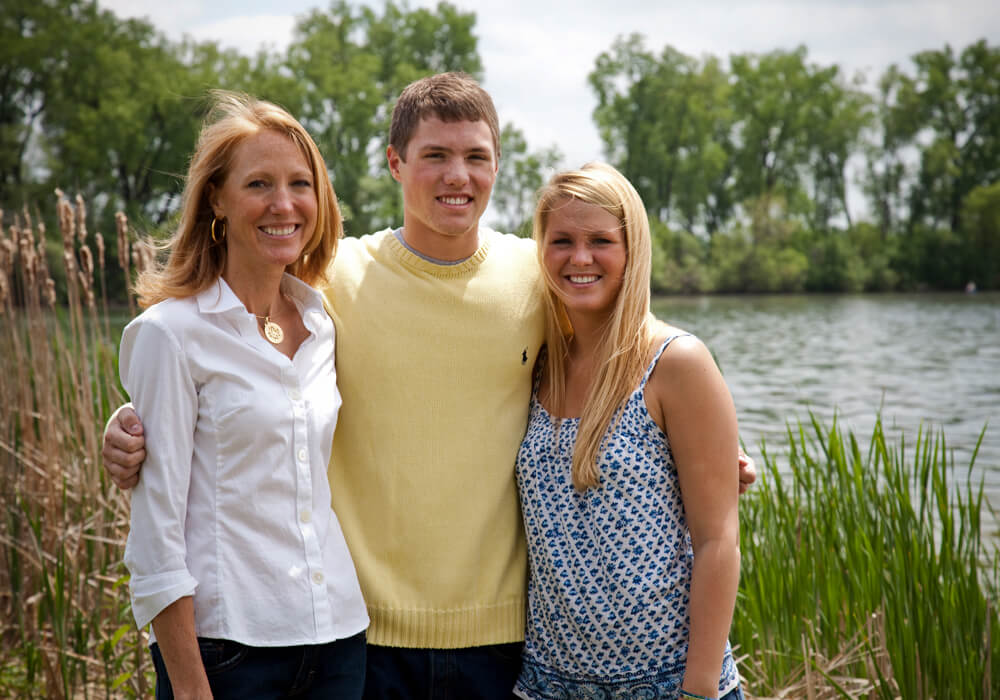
[209,129,317,283]
[542,197,627,319]
[387,116,498,260]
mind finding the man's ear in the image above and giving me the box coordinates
[387,144,404,183]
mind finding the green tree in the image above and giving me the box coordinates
[861,64,920,239]
[649,219,711,293]
[905,41,1000,234]
[589,36,734,235]
[38,6,209,227]
[728,48,814,209]
[960,181,1000,288]
[286,0,482,236]
[491,123,561,236]
[707,197,811,293]
[799,69,872,231]
[0,0,79,205]
[193,42,307,118]
[845,222,899,291]
[728,46,868,232]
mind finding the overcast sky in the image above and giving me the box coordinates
[98,0,998,188]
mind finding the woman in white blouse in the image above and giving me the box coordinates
[119,92,368,699]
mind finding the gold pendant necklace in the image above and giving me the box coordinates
[252,298,286,345]
[262,317,284,344]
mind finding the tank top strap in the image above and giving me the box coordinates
[640,333,693,388]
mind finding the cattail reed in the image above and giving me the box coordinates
[1,193,143,699]
[94,232,111,339]
[115,211,133,317]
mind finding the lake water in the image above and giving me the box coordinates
[651,292,1000,504]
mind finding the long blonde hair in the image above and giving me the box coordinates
[533,162,658,490]
[135,91,341,307]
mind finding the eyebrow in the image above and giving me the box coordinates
[418,144,492,155]
[548,227,622,237]
[240,167,313,180]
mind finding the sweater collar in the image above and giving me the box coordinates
[386,227,494,277]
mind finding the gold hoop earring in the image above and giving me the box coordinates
[211,217,226,243]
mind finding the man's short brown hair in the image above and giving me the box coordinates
[389,72,501,161]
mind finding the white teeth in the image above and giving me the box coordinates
[569,275,599,284]
[439,196,469,205]
[262,225,296,236]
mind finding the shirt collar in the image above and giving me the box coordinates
[195,274,325,317]
[195,277,245,316]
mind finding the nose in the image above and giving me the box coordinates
[269,185,294,213]
[570,243,593,265]
[442,158,469,186]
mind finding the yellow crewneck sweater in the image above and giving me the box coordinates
[323,228,545,648]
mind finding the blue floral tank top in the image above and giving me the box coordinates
[514,334,740,700]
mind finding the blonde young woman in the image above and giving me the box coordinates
[119,92,367,699]
[514,163,743,700]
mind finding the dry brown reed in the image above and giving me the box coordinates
[0,192,149,698]
[741,611,894,699]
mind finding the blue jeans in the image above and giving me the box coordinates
[151,632,366,699]
[362,642,522,700]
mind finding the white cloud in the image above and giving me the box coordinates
[98,0,206,36]
[186,15,299,55]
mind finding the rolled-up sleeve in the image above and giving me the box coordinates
[119,316,199,629]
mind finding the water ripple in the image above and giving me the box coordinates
[653,292,1000,503]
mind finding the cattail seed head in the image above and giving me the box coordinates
[43,278,57,308]
[20,205,33,237]
[80,245,94,281]
[75,194,88,245]
[1,237,13,274]
[116,212,130,272]
[23,252,37,288]
[78,270,95,309]
[19,216,35,251]
[132,240,155,275]
[95,233,105,269]
[56,190,75,254]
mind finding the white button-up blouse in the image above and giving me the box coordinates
[119,275,368,646]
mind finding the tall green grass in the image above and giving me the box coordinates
[735,416,999,698]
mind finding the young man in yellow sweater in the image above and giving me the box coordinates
[103,73,755,699]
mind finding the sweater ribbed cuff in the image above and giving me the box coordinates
[365,597,526,648]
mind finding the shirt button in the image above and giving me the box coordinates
[289,389,302,401]
[297,448,308,462]
[312,571,324,585]
[300,509,312,524]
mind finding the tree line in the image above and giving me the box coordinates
[3,0,998,299]
[588,36,1000,293]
